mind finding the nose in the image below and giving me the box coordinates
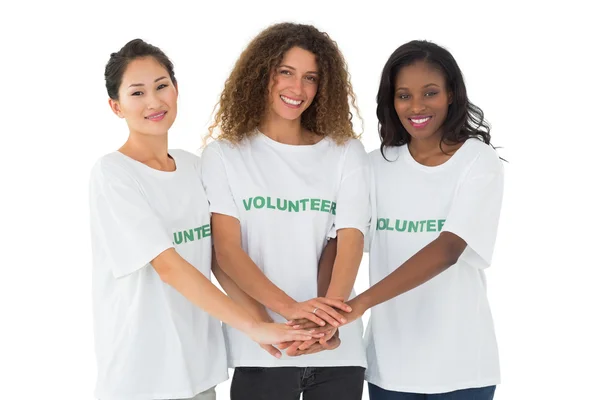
[146,91,162,110]
[289,75,303,95]
[409,97,426,114]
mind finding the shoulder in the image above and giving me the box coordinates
[461,138,503,174]
[368,145,401,166]
[340,138,368,161]
[90,152,132,182]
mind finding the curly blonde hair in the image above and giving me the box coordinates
[206,22,361,145]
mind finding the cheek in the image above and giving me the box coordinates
[393,100,407,118]
[305,84,318,102]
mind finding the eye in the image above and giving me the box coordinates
[425,91,438,97]
[157,83,169,90]
[396,94,410,100]
[280,69,292,76]
[305,75,318,83]
[131,91,143,96]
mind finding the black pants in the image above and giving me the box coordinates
[230,366,365,400]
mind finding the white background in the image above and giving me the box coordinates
[1,1,598,399]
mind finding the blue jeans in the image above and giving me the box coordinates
[368,383,496,400]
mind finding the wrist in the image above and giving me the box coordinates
[348,295,369,316]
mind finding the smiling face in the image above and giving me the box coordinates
[109,56,178,136]
[394,61,452,142]
[266,46,319,122]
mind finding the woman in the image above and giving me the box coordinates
[89,39,314,400]
[201,23,370,400]
[323,40,503,399]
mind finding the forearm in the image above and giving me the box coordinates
[152,248,257,334]
[353,232,466,310]
[212,254,272,322]
[325,228,364,300]
[214,244,295,315]
[317,238,337,297]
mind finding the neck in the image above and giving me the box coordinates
[258,111,306,145]
[408,133,463,167]
[119,131,173,171]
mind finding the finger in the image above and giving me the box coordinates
[309,325,335,335]
[299,339,318,350]
[322,336,341,350]
[260,344,282,358]
[296,320,322,330]
[313,308,344,327]
[316,297,352,312]
[285,341,304,356]
[284,331,313,341]
[319,329,336,345]
[277,341,293,350]
[299,310,327,327]
[310,301,348,325]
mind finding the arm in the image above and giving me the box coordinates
[317,238,337,297]
[211,213,350,327]
[211,249,273,323]
[346,232,467,320]
[151,248,313,344]
[325,228,364,300]
[211,250,301,358]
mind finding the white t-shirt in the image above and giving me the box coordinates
[89,149,228,400]
[200,131,370,368]
[365,138,503,394]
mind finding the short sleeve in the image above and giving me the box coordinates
[199,143,240,220]
[89,160,173,278]
[329,139,371,238]
[441,149,504,269]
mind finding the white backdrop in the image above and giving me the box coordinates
[1,1,598,399]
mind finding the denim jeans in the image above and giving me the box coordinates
[230,366,365,400]
[368,383,496,400]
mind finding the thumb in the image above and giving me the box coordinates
[260,344,282,359]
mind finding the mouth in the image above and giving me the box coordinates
[280,95,303,109]
[408,116,432,128]
[145,111,167,121]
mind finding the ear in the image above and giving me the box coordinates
[447,91,453,105]
[108,98,124,118]
[174,81,179,96]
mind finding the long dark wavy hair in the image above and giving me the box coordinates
[376,40,492,158]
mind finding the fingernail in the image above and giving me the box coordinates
[309,329,315,332]
[341,318,347,324]
[293,325,300,329]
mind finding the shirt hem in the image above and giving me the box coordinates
[365,374,500,394]
[94,372,228,400]
[230,359,367,368]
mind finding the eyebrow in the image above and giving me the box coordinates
[395,83,440,92]
[279,64,319,75]
[128,76,168,88]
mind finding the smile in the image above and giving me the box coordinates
[280,95,303,107]
[408,116,431,128]
[145,111,167,121]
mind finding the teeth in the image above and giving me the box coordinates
[410,117,430,124]
[281,95,302,106]
[147,112,165,119]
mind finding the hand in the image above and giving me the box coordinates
[246,321,314,345]
[283,329,341,356]
[279,297,351,328]
[289,297,366,328]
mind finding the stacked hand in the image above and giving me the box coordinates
[277,297,366,357]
